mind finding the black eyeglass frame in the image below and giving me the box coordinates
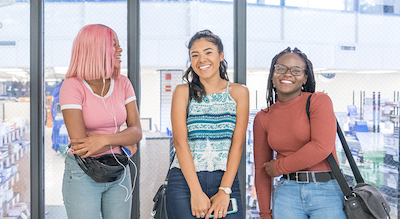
[273,64,305,76]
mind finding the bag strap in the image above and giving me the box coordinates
[165,83,192,181]
[306,94,364,197]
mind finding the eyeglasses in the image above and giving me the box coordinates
[274,64,305,76]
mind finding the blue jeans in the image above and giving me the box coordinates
[272,177,346,219]
[166,168,243,219]
[62,153,132,219]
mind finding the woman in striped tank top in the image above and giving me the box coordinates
[166,30,249,219]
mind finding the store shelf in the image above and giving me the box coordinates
[1,126,29,147]
[0,125,30,219]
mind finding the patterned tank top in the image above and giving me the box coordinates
[171,82,237,172]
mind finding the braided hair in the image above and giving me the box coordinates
[183,30,229,102]
[266,47,316,108]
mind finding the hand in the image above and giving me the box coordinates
[70,133,107,158]
[263,160,280,177]
[190,191,211,218]
[206,190,230,219]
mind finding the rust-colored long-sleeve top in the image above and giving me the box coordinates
[253,92,339,219]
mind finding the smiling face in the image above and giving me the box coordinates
[112,31,122,70]
[190,38,224,81]
[272,53,308,102]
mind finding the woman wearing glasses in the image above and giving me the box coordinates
[253,47,345,219]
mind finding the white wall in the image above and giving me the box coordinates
[0,102,30,122]
[2,2,400,69]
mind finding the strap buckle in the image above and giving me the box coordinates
[296,171,309,183]
[344,193,357,201]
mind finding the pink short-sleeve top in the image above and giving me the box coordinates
[59,75,136,157]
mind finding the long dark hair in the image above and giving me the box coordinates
[266,47,316,107]
[183,30,229,102]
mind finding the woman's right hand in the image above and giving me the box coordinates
[70,133,108,157]
[190,190,211,218]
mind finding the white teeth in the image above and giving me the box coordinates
[199,65,211,70]
[281,80,293,84]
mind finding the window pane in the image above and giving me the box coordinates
[44,1,127,218]
[286,0,348,10]
[140,0,233,216]
[247,2,400,218]
[0,0,31,217]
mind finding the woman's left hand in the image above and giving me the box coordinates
[264,160,280,177]
[70,133,107,158]
[206,191,230,219]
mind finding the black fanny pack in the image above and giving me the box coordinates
[74,152,129,183]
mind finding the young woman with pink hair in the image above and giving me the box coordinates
[59,24,142,218]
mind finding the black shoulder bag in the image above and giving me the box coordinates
[306,94,390,219]
[151,83,192,219]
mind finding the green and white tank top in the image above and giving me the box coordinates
[171,82,237,172]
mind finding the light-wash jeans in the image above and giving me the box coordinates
[272,177,346,219]
[62,153,132,219]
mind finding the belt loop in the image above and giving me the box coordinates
[311,172,316,183]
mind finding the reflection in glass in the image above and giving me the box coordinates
[44,1,127,218]
[0,0,31,218]
[140,0,234,217]
[246,1,400,218]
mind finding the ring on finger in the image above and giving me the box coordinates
[201,212,205,216]
[218,211,223,214]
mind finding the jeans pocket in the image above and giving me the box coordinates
[70,169,90,180]
[316,180,341,192]
[276,177,289,187]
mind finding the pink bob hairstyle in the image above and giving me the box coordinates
[65,24,120,80]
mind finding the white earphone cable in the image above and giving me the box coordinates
[102,78,137,202]
[110,145,137,202]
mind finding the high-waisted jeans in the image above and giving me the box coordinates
[272,177,346,219]
[62,153,132,219]
[166,167,243,219]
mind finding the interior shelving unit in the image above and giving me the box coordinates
[0,125,30,218]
